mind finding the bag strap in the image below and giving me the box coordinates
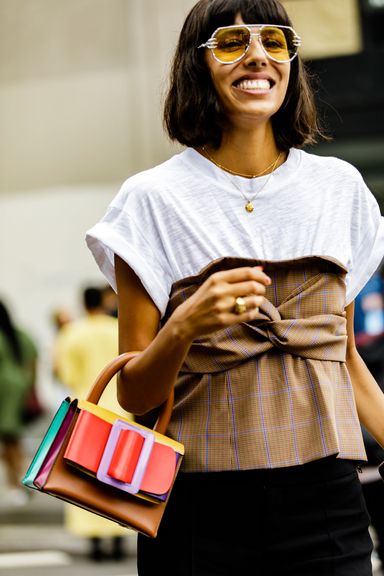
[85,351,174,436]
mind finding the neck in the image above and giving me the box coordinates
[87,308,104,316]
[203,125,284,178]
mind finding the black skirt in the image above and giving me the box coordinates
[137,456,373,576]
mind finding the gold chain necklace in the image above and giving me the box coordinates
[202,147,282,213]
[201,146,281,179]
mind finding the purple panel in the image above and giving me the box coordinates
[97,419,154,495]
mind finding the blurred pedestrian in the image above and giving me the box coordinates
[354,271,384,386]
[101,284,118,318]
[54,286,130,561]
[0,299,38,507]
[51,307,73,391]
[51,308,73,332]
[86,0,384,574]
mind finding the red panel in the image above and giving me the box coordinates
[140,443,177,495]
[64,410,111,474]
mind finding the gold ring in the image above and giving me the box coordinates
[234,296,247,315]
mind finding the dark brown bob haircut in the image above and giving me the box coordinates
[164,0,325,150]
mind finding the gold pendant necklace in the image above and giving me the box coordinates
[201,147,282,213]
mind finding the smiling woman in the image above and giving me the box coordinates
[85,0,384,574]
[164,0,321,155]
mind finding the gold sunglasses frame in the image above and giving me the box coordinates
[198,24,301,64]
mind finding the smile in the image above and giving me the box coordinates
[234,78,273,91]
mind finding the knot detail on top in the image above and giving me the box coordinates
[164,256,347,374]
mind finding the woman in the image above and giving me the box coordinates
[0,300,37,506]
[86,0,384,574]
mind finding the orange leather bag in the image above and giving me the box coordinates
[22,352,184,538]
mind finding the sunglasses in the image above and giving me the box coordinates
[198,24,301,64]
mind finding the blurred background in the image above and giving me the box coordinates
[0,0,384,574]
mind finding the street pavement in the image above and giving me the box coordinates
[1,415,384,576]
[0,477,138,576]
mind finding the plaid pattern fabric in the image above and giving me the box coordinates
[163,256,366,472]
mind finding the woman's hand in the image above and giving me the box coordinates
[115,256,270,414]
[170,266,271,342]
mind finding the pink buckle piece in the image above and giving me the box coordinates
[97,420,155,494]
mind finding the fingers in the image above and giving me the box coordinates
[237,295,263,312]
[210,266,271,288]
[208,267,271,306]
[236,306,260,322]
[228,280,268,298]
[231,295,261,316]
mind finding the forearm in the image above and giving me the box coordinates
[118,315,193,415]
[346,348,384,447]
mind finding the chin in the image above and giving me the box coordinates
[229,105,279,123]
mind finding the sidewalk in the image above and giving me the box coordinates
[0,521,138,576]
[0,475,137,575]
[0,484,63,525]
[0,411,64,525]
[0,471,137,574]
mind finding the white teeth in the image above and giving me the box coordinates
[236,79,271,90]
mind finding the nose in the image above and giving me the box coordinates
[243,33,268,66]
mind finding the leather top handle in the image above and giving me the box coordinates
[85,351,174,436]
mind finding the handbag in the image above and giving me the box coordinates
[22,351,184,538]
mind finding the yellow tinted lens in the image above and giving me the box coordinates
[260,27,292,61]
[213,27,250,62]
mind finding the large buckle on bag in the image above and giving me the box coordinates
[97,420,155,494]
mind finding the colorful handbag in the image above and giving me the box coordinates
[22,352,184,537]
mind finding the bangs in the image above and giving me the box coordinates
[200,0,293,40]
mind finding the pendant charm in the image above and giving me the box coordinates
[245,202,254,213]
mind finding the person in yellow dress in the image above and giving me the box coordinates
[54,286,131,561]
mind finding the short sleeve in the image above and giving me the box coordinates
[345,175,384,305]
[86,177,174,316]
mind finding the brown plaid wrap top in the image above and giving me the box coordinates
[162,256,366,472]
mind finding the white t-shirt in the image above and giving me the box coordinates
[86,147,384,316]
